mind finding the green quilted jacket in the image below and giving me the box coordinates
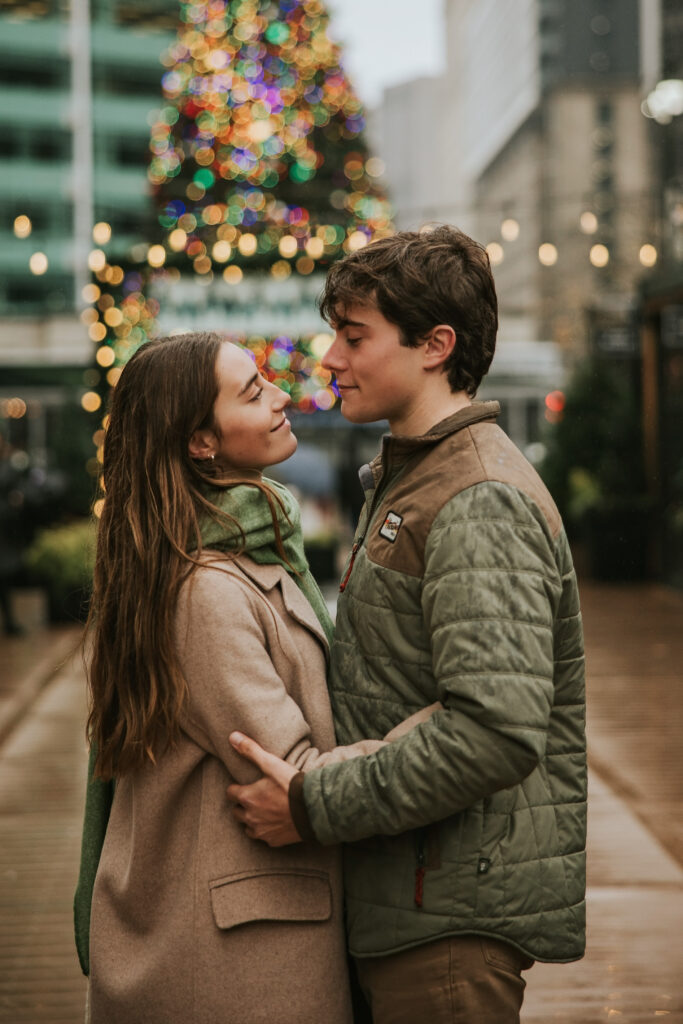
[301,402,587,963]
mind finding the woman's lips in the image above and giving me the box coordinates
[271,417,290,432]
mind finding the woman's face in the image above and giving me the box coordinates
[190,343,297,470]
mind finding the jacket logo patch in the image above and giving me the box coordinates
[379,511,403,543]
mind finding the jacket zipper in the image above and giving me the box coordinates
[414,830,426,908]
[339,451,393,593]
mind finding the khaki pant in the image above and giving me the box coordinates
[355,935,534,1024]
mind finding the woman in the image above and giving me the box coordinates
[77,332,401,1023]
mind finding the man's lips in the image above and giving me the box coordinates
[336,383,357,393]
[270,416,290,432]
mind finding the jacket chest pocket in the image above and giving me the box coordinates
[209,868,332,930]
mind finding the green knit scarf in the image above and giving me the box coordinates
[74,479,333,975]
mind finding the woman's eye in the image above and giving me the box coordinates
[347,336,362,346]
[250,387,263,402]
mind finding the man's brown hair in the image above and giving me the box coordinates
[319,225,498,396]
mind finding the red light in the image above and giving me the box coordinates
[545,390,565,414]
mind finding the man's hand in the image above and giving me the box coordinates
[226,732,302,847]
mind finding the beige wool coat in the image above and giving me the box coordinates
[87,553,388,1024]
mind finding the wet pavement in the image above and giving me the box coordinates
[0,581,681,1023]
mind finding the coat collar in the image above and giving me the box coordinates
[366,401,501,483]
[230,554,330,658]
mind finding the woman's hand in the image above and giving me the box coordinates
[226,732,302,846]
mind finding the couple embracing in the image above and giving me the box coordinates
[75,226,586,1023]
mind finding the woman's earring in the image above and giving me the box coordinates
[209,454,215,462]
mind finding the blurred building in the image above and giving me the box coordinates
[0,0,173,477]
[637,0,683,587]
[373,0,667,455]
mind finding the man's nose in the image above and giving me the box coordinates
[321,336,344,371]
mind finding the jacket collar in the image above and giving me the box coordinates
[366,401,500,483]
[231,554,330,657]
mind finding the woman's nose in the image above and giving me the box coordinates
[271,383,291,409]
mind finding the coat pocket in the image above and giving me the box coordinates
[208,868,332,930]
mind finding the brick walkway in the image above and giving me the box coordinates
[0,582,681,1023]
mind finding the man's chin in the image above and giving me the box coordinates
[339,401,382,425]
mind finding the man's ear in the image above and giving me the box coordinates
[422,325,456,370]
[188,429,216,460]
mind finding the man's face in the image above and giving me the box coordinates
[321,304,426,431]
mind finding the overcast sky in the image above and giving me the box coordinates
[326,0,447,108]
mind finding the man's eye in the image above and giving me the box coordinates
[347,336,362,346]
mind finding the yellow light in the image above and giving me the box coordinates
[365,157,385,177]
[104,307,123,327]
[169,228,188,251]
[82,283,100,303]
[271,260,292,280]
[107,367,123,387]
[3,397,27,418]
[88,249,107,272]
[310,333,333,359]
[238,232,257,256]
[193,255,212,274]
[212,240,232,262]
[589,243,609,267]
[305,236,324,259]
[538,243,558,267]
[486,242,504,266]
[88,322,107,342]
[80,308,99,325]
[96,346,116,367]
[14,215,32,239]
[278,235,298,259]
[639,243,657,268]
[92,221,111,245]
[347,231,368,252]
[500,218,519,242]
[296,256,315,275]
[248,118,274,142]
[223,265,243,284]
[147,244,166,267]
[81,391,102,413]
[108,266,124,285]
[580,211,598,234]
[93,498,105,519]
[29,252,48,275]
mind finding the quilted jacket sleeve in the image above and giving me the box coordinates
[302,481,563,844]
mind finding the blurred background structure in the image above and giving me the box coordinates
[0,0,681,620]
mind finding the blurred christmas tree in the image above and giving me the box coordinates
[86,0,392,432]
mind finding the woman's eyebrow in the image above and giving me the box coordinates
[237,372,259,396]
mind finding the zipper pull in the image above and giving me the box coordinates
[339,542,359,592]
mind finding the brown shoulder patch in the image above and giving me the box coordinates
[364,422,561,577]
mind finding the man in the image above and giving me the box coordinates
[228,225,586,1023]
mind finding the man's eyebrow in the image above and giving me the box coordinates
[238,372,259,396]
[335,317,368,330]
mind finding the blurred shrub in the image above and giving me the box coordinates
[25,518,96,622]
[540,358,651,580]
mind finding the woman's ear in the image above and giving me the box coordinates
[188,429,216,460]
[422,325,456,370]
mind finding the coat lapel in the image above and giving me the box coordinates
[234,555,330,660]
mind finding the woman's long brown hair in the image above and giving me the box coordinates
[87,332,289,779]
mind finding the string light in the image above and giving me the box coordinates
[580,211,598,234]
[29,252,48,275]
[538,243,558,267]
[500,218,519,241]
[639,244,657,267]
[486,242,504,266]
[590,243,610,268]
